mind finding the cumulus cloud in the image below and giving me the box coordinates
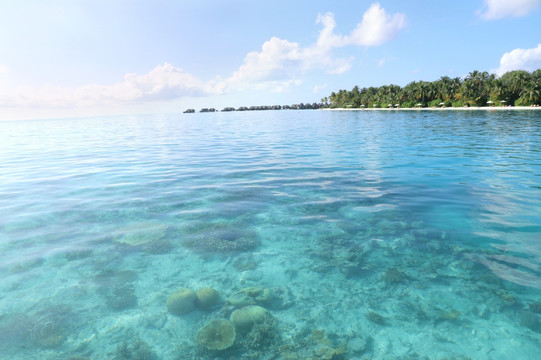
[225,3,405,91]
[347,3,406,46]
[315,5,406,48]
[479,0,541,20]
[1,3,406,108]
[0,63,220,108]
[224,35,354,92]
[223,31,351,92]
[493,44,541,76]
[315,12,347,49]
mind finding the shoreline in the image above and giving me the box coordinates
[323,106,541,111]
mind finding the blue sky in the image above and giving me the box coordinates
[1,0,540,120]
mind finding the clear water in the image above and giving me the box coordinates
[1,110,540,359]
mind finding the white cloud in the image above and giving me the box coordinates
[347,3,406,46]
[0,64,8,74]
[224,31,354,92]
[479,0,541,20]
[225,3,405,92]
[0,3,406,109]
[0,63,219,108]
[493,44,541,76]
[226,37,305,88]
[314,5,406,48]
[223,31,347,93]
[315,13,347,49]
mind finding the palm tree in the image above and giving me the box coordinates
[520,83,541,105]
[324,68,540,109]
[500,70,531,105]
[462,70,492,106]
[414,81,431,104]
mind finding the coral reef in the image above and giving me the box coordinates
[9,257,44,273]
[279,329,347,360]
[232,254,258,271]
[520,310,541,332]
[0,304,75,351]
[64,248,93,260]
[230,305,270,334]
[195,319,236,350]
[105,283,137,310]
[166,288,196,315]
[269,286,295,309]
[228,287,273,307]
[241,313,280,350]
[33,323,65,348]
[182,222,258,254]
[382,268,406,284]
[436,308,461,321]
[0,313,33,349]
[115,337,157,360]
[32,304,75,348]
[113,222,168,246]
[195,287,220,309]
[366,311,386,325]
[142,238,174,255]
[94,270,138,310]
[528,301,541,314]
[93,270,138,287]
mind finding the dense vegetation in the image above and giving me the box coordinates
[322,70,541,108]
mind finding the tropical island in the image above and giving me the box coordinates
[321,69,541,109]
[183,103,323,113]
[183,70,540,114]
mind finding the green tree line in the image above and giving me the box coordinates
[322,69,541,108]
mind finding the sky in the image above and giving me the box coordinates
[0,0,540,120]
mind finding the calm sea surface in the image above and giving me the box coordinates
[0,110,540,359]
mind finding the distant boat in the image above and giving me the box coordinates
[183,109,195,113]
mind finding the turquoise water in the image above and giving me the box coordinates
[1,110,541,359]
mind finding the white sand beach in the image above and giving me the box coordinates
[324,106,541,111]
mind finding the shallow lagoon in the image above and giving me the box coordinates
[0,110,540,359]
